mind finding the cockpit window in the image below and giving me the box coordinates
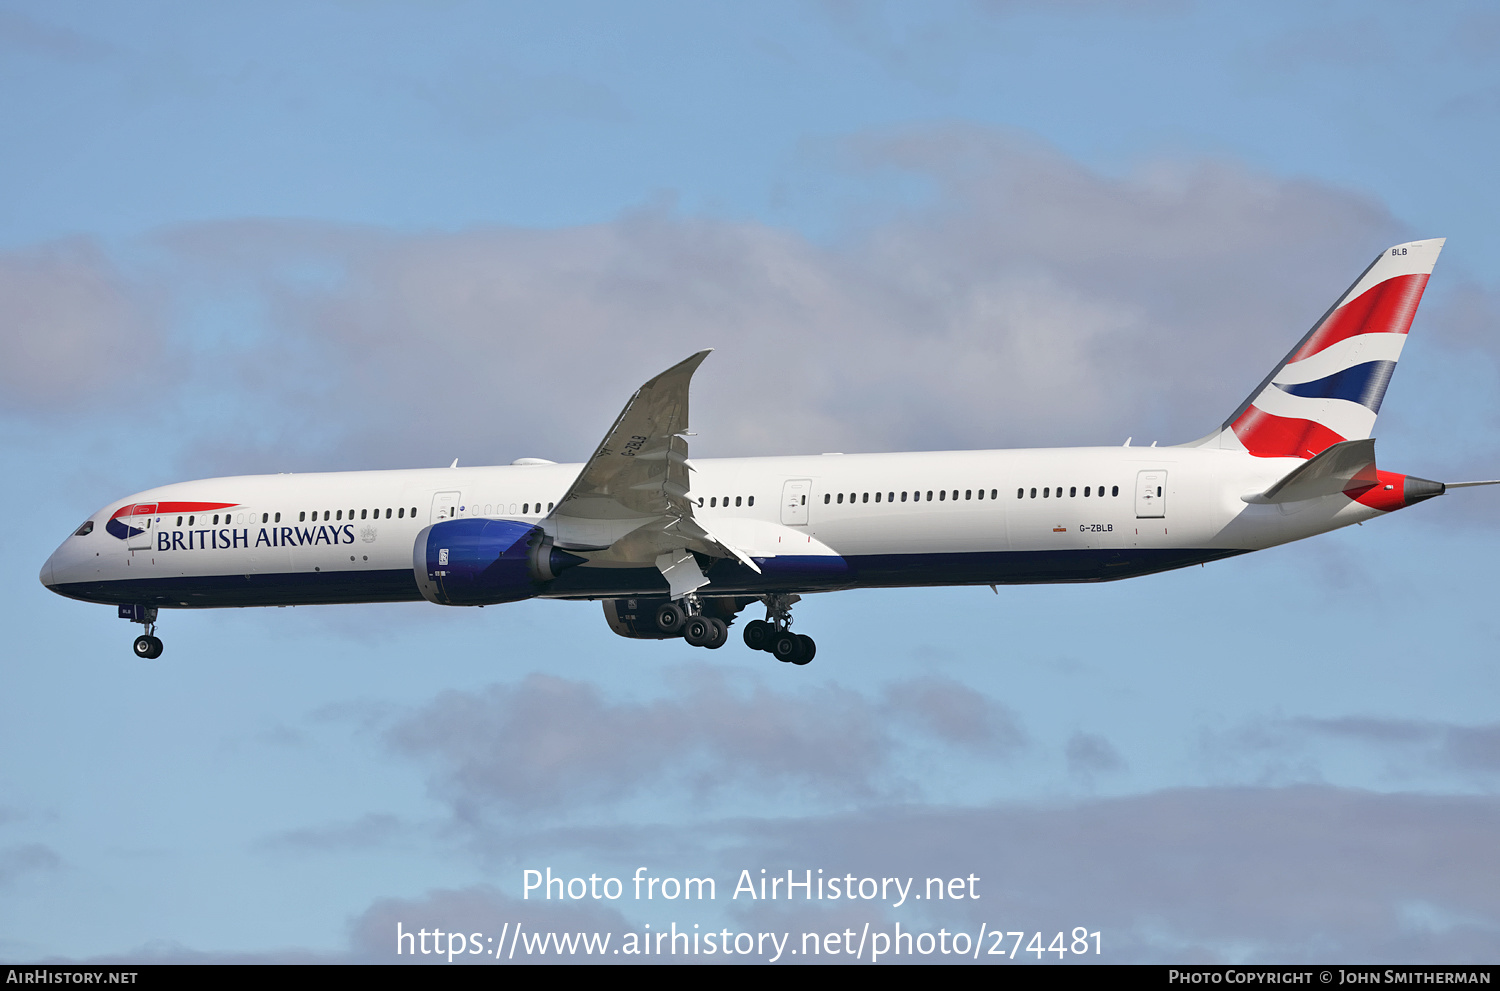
[72,520,94,537]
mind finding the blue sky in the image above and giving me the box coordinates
[2,0,1498,963]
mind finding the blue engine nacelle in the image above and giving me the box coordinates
[413,518,585,606]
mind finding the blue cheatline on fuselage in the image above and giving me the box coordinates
[46,547,1247,609]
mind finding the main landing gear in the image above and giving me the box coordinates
[741,593,815,665]
[120,604,163,659]
[652,598,728,650]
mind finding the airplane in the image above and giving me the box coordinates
[41,238,1496,665]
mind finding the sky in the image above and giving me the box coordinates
[2,0,1498,965]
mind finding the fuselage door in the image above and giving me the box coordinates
[1135,471,1166,519]
[126,503,157,550]
[431,491,461,523]
[780,479,811,526]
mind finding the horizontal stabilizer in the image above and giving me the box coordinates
[1245,438,1378,504]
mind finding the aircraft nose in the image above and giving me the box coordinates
[40,551,57,591]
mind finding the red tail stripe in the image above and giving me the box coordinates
[1288,273,1429,363]
[1230,407,1347,459]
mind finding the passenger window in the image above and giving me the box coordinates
[736,496,742,507]
[711,497,717,507]
[900,492,907,502]
[1029,488,1036,499]
[1016,489,1023,499]
[875,492,882,503]
[177,516,184,526]
[699,497,705,507]
[213,515,220,525]
[1043,488,1049,498]
[861,493,867,504]
[836,494,843,504]
[824,494,831,504]
[1112,486,1119,496]
[748,496,755,506]
[939,490,946,501]
[188,515,195,525]
[965,490,972,500]
[398,508,404,518]
[1070,487,1076,497]
[926,491,933,501]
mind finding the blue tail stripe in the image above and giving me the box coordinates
[1275,360,1396,413]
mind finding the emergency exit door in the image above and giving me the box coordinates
[781,479,811,525]
[1135,471,1166,518]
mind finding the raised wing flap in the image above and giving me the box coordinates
[1246,437,1378,504]
[549,351,710,549]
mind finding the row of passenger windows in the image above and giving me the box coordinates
[823,488,996,505]
[162,483,1127,530]
[1018,485,1120,499]
[174,507,421,527]
[821,485,1122,505]
[697,495,754,508]
[298,507,419,522]
[453,502,554,517]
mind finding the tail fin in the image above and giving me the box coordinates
[1196,238,1444,459]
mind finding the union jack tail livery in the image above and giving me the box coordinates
[1201,238,1444,459]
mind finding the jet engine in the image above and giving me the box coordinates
[413,518,584,606]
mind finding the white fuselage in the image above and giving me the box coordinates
[42,445,1392,610]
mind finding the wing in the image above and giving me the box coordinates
[547,352,760,588]
[549,350,708,549]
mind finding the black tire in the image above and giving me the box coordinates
[655,603,685,634]
[683,616,712,647]
[772,632,799,662]
[146,636,164,659]
[133,635,154,659]
[705,618,727,649]
[743,619,772,651]
[792,634,815,665]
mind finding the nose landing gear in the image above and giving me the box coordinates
[120,604,163,659]
[743,593,814,665]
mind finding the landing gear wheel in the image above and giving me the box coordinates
[705,617,727,649]
[792,634,815,665]
[133,635,163,659]
[772,632,800,663]
[655,603,685,635]
[743,619,772,651]
[683,616,713,647]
